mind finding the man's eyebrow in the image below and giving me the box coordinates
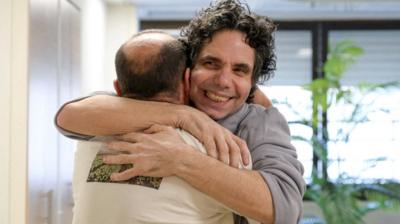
[234,63,252,72]
[199,55,252,71]
[198,55,221,63]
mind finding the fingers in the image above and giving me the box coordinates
[103,154,138,165]
[116,132,148,142]
[117,126,171,141]
[227,137,241,168]
[215,134,230,165]
[144,124,172,134]
[234,137,250,166]
[102,154,145,181]
[204,127,250,168]
[107,141,142,154]
[203,136,218,160]
[110,167,141,181]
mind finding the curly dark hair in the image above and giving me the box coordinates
[181,0,276,97]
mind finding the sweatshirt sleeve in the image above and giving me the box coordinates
[54,91,115,141]
[239,107,306,224]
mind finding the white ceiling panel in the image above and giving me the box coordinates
[106,0,400,20]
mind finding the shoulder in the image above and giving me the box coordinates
[248,104,286,120]
[237,104,292,151]
[241,104,290,133]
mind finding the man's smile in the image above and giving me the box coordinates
[205,91,231,103]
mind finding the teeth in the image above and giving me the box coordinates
[206,91,229,102]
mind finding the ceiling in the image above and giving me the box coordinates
[106,0,400,20]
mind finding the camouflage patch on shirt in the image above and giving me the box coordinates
[87,154,162,189]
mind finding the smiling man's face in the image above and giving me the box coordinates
[189,29,255,120]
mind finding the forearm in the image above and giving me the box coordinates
[56,95,249,164]
[175,149,274,223]
[56,95,190,136]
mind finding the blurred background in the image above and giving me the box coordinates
[1,0,399,223]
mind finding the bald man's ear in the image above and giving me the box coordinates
[183,68,191,104]
[113,80,123,96]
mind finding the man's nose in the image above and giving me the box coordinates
[213,68,231,88]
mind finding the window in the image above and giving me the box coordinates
[262,24,400,183]
[327,30,400,182]
[261,30,314,183]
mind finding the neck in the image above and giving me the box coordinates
[123,92,182,105]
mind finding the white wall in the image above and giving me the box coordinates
[80,1,138,94]
[81,0,108,94]
[56,2,82,222]
[0,1,136,223]
[0,0,29,223]
[28,0,82,223]
[104,4,138,90]
[1,0,81,223]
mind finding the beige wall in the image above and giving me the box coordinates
[0,0,29,223]
[0,0,12,221]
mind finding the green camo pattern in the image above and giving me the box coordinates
[87,154,162,189]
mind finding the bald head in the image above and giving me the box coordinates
[115,30,187,101]
[122,32,175,74]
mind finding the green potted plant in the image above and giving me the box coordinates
[282,40,400,224]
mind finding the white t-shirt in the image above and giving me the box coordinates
[72,129,252,224]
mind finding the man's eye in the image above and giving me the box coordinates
[234,68,247,76]
[204,61,217,68]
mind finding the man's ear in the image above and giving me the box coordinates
[113,80,123,96]
[183,68,191,104]
[184,68,191,93]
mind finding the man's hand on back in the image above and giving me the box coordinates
[103,125,189,179]
[103,124,250,181]
[176,108,250,167]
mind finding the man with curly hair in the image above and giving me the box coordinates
[56,0,305,223]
